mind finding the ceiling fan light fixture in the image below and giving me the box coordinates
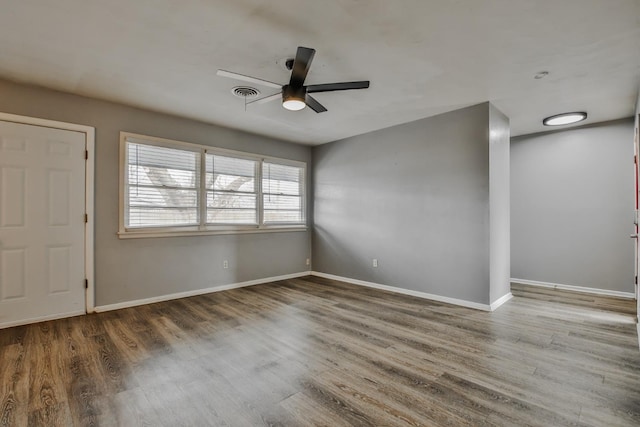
[543,112,587,126]
[283,98,306,111]
[282,84,306,111]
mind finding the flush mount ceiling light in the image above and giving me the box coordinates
[543,112,587,126]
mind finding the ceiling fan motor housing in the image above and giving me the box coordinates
[282,84,306,103]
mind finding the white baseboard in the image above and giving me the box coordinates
[490,292,513,311]
[511,278,636,299]
[310,271,500,311]
[94,271,312,313]
[0,309,86,330]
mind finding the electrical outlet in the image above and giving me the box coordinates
[372,258,378,268]
[223,260,228,269]
[306,258,310,266]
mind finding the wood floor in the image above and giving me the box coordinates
[1,276,639,426]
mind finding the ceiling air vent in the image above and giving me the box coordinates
[231,86,260,99]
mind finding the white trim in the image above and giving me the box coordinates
[511,278,636,299]
[311,271,494,311]
[0,310,86,330]
[94,271,311,312]
[490,292,513,311]
[0,112,94,134]
[0,112,96,314]
[85,128,96,313]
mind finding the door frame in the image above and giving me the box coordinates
[635,114,640,324]
[0,112,95,314]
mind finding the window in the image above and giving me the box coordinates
[127,142,200,228]
[206,154,257,224]
[120,133,306,238]
[263,162,304,223]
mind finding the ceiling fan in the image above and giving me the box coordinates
[217,46,370,113]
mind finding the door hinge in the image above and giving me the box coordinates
[84,214,88,223]
[635,276,637,285]
[85,279,88,289]
[85,150,88,160]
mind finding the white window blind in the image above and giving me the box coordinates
[126,142,200,227]
[263,162,304,224]
[206,154,257,224]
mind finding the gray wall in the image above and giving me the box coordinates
[489,105,511,302]
[313,103,496,305]
[511,119,634,293]
[0,79,312,306]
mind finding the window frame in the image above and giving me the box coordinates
[262,160,307,225]
[118,132,307,239]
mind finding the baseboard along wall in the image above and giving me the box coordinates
[96,272,631,316]
[511,278,636,299]
[94,271,312,313]
[311,271,512,312]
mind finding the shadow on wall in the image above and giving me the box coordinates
[312,224,369,276]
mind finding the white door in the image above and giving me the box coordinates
[0,120,86,328]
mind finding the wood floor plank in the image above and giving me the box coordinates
[26,322,71,425]
[280,391,354,427]
[112,387,161,427]
[0,342,30,427]
[178,378,257,427]
[0,276,638,426]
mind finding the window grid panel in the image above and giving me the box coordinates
[206,155,256,189]
[263,210,303,222]
[128,143,198,171]
[126,142,200,228]
[206,173,256,193]
[206,209,257,224]
[262,180,299,195]
[205,154,257,225]
[129,165,197,188]
[262,162,304,224]
[263,194,301,210]
[129,187,198,208]
[207,192,257,207]
[128,208,199,227]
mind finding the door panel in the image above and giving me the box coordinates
[0,120,86,328]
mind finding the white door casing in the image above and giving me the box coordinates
[635,115,640,320]
[0,114,94,328]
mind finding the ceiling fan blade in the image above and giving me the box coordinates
[216,69,282,89]
[306,81,370,93]
[305,95,327,113]
[247,93,281,105]
[289,47,315,88]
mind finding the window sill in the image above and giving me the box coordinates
[117,225,308,239]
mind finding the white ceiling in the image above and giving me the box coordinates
[0,0,638,145]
